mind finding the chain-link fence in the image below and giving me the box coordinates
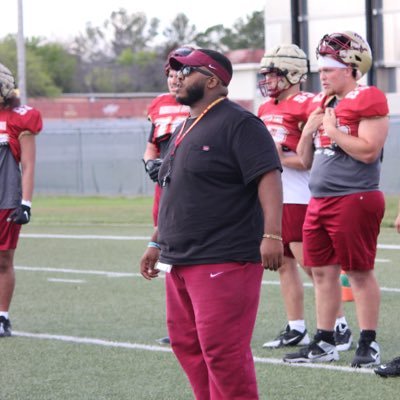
[35,116,400,196]
[35,119,154,196]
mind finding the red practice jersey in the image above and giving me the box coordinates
[258,92,316,153]
[312,85,389,148]
[147,93,189,146]
[0,105,43,162]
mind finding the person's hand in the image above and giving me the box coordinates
[140,247,160,280]
[8,204,31,224]
[395,213,400,234]
[260,238,283,271]
[302,107,324,136]
[322,107,338,137]
[144,159,163,182]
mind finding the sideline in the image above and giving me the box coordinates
[13,330,374,375]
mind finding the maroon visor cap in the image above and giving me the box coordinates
[169,49,233,86]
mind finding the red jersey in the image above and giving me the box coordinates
[0,105,42,162]
[257,92,316,152]
[312,85,389,148]
[147,93,189,145]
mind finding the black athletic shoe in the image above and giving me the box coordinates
[0,316,12,337]
[334,324,353,351]
[351,340,380,367]
[283,339,339,363]
[262,325,310,348]
[156,336,170,345]
[375,357,400,378]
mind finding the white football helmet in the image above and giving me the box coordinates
[258,44,309,98]
[0,63,16,101]
[316,31,372,77]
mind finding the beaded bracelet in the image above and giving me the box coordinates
[148,241,161,250]
[262,233,283,241]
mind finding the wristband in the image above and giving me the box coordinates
[148,241,161,250]
[262,233,283,241]
[22,199,32,208]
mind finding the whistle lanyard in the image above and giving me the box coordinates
[161,96,225,187]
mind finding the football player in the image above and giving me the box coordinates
[258,44,352,352]
[142,46,193,345]
[143,46,193,228]
[0,63,43,337]
[284,31,389,367]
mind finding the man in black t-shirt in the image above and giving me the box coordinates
[140,49,283,400]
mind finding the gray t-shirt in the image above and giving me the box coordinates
[309,145,381,197]
[308,90,386,197]
[0,145,21,209]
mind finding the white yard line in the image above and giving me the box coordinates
[15,266,400,293]
[47,278,86,283]
[20,233,400,250]
[20,233,149,240]
[16,265,141,278]
[13,330,374,374]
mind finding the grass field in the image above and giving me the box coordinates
[1,194,400,400]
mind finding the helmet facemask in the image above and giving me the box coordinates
[258,68,292,98]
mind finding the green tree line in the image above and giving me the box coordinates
[0,9,264,97]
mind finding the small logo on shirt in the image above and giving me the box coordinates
[210,272,224,278]
[202,145,210,151]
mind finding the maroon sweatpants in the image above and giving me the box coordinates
[166,262,263,400]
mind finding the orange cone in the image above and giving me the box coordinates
[340,271,354,302]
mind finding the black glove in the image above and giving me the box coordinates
[8,204,31,224]
[144,158,162,182]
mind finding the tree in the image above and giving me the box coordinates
[221,11,264,50]
[162,13,198,56]
[107,9,159,56]
[194,25,229,52]
[27,39,78,93]
[193,11,265,51]
[0,8,265,95]
[0,35,62,97]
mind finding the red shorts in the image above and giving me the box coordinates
[0,209,22,250]
[303,191,384,271]
[282,204,307,258]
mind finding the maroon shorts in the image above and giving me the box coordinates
[0,209,22,250]
[282,204,307,258]
[303,191,384,271]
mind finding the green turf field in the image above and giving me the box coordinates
[1,195,400,399]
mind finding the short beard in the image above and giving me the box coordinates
[176,82,205,106]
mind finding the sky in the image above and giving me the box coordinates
[2,0,266,42]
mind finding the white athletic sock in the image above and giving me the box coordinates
[0,311,9,319]
[335,316,348,331]
[288,320,306,333]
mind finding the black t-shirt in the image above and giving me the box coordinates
[158,98,281,265]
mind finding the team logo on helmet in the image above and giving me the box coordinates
[316,31,372,78]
